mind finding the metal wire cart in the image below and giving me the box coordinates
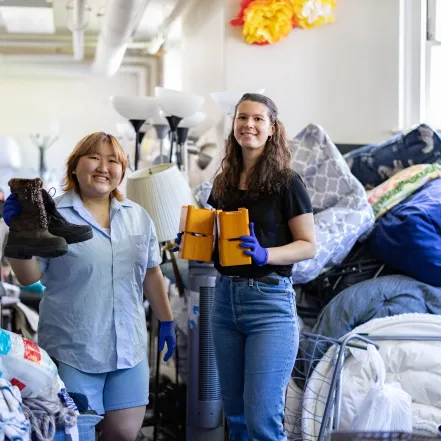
[285,332,441,441]
[285,332,379,441]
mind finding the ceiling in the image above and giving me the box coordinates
[0,0,181,58]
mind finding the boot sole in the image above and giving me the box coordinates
[62,229,94,245]
[5,244,68,260]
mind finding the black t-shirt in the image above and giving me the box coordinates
[207,174,313,278]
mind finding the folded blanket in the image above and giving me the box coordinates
[0,377,30,441]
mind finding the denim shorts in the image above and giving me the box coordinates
[57,357,149,415]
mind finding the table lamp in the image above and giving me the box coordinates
[126,164,195,441]
[126,163,193,296]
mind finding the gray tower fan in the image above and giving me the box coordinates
[186,262,225,440]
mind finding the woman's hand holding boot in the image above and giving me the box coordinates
[2,194,42,284]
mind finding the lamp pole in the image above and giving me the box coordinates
[129,119,145,171]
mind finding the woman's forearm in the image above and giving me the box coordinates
[143,266,174,322]
[266,240,316,266]
[9,257,42,286]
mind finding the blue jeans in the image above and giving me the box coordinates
[210,274,299,441]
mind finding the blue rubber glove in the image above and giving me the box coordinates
[158,320,176,362]
[239,222,269,267]
[2,194,21,227]
[172,232,182,252]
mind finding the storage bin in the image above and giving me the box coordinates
[51,414,103,441]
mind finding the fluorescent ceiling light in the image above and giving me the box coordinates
[0,6,55,34]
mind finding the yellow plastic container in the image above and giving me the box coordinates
[217,208,250,240]
[217,208,251,266]
[180,205,216,236]
[180,233,215,262]
[218,239,252,266]
[179,205,215,262]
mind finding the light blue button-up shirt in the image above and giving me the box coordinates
[37,190,162,373]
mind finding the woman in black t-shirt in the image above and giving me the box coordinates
[207,93,316,440]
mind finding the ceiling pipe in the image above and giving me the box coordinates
[0,35,154,50]
[72,0,87,60]
[143,0,192,54]
[92,0,151,77]
[159,0,192,32]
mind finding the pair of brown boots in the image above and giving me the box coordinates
[5,178,93,260]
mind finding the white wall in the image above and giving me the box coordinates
[178,0,228,187]
[181,0,226,124]
[0,70,139,191]
[179,0,404,144]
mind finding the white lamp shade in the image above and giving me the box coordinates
[111,96,159,120]
[179,112,206,129]
[126,163,193,243]
[210,89,266,117]
[189,118,216,138]
[154,87,204,118]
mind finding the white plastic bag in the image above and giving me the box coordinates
[351,344,413,432]
[0,328,65,401]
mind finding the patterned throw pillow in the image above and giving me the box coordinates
[290,124,375,284]
[367,163,441,219]
[344,124,441,189]
[290,124,369,213]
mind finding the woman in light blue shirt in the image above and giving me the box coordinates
[7,132,176,441]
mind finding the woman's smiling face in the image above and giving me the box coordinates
[234,100,275,150]
[74,141,123,198]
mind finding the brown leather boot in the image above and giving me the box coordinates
[5,178,68,259]
[41,189,93,244]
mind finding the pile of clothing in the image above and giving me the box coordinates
[0,328,101,441]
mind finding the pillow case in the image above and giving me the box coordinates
[367,163,441,219]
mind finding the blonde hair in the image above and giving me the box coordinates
[63,132,128,201]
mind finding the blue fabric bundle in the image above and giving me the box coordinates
[369,178,441,286]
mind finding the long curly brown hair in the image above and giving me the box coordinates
[212,93,294,202]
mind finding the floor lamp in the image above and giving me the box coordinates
[111,96,159,170]
[151,111,170,165]
[126,164,194,440]
[177,112,206,173]
[154,87,204,170]
[153,124,169,164]
[210,89,266,118]
[29,134,59,178]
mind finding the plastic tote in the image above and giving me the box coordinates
[52,414,103,441]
